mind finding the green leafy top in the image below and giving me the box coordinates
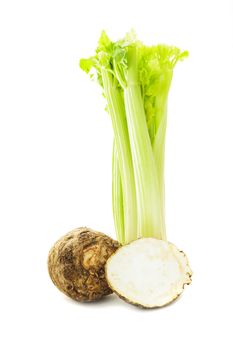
[80,31,188,140]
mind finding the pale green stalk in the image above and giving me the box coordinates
[112,142,124,242]
[123,47,164,239]
[152,100,168,238]
[125,86,163,238]
[101,68,137,243]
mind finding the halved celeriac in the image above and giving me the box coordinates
[106,238,192,308]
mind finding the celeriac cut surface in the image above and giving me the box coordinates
[106,238,192,308]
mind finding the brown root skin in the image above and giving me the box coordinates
[48,227,120,302]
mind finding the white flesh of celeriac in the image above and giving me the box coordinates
[106,238,192,308]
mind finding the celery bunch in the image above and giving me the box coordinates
[80,31,187,244]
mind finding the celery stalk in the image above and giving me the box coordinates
[101,69,137,243]
[112,142,124,242]
[80,31,187,244]
[124,85,163,239]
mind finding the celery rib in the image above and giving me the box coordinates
[112,142,124,243]
[101,69,137,244]
[124,85,163,239]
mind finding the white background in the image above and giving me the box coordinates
[0,0,233,349]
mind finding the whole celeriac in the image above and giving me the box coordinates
[48,227,120,301]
